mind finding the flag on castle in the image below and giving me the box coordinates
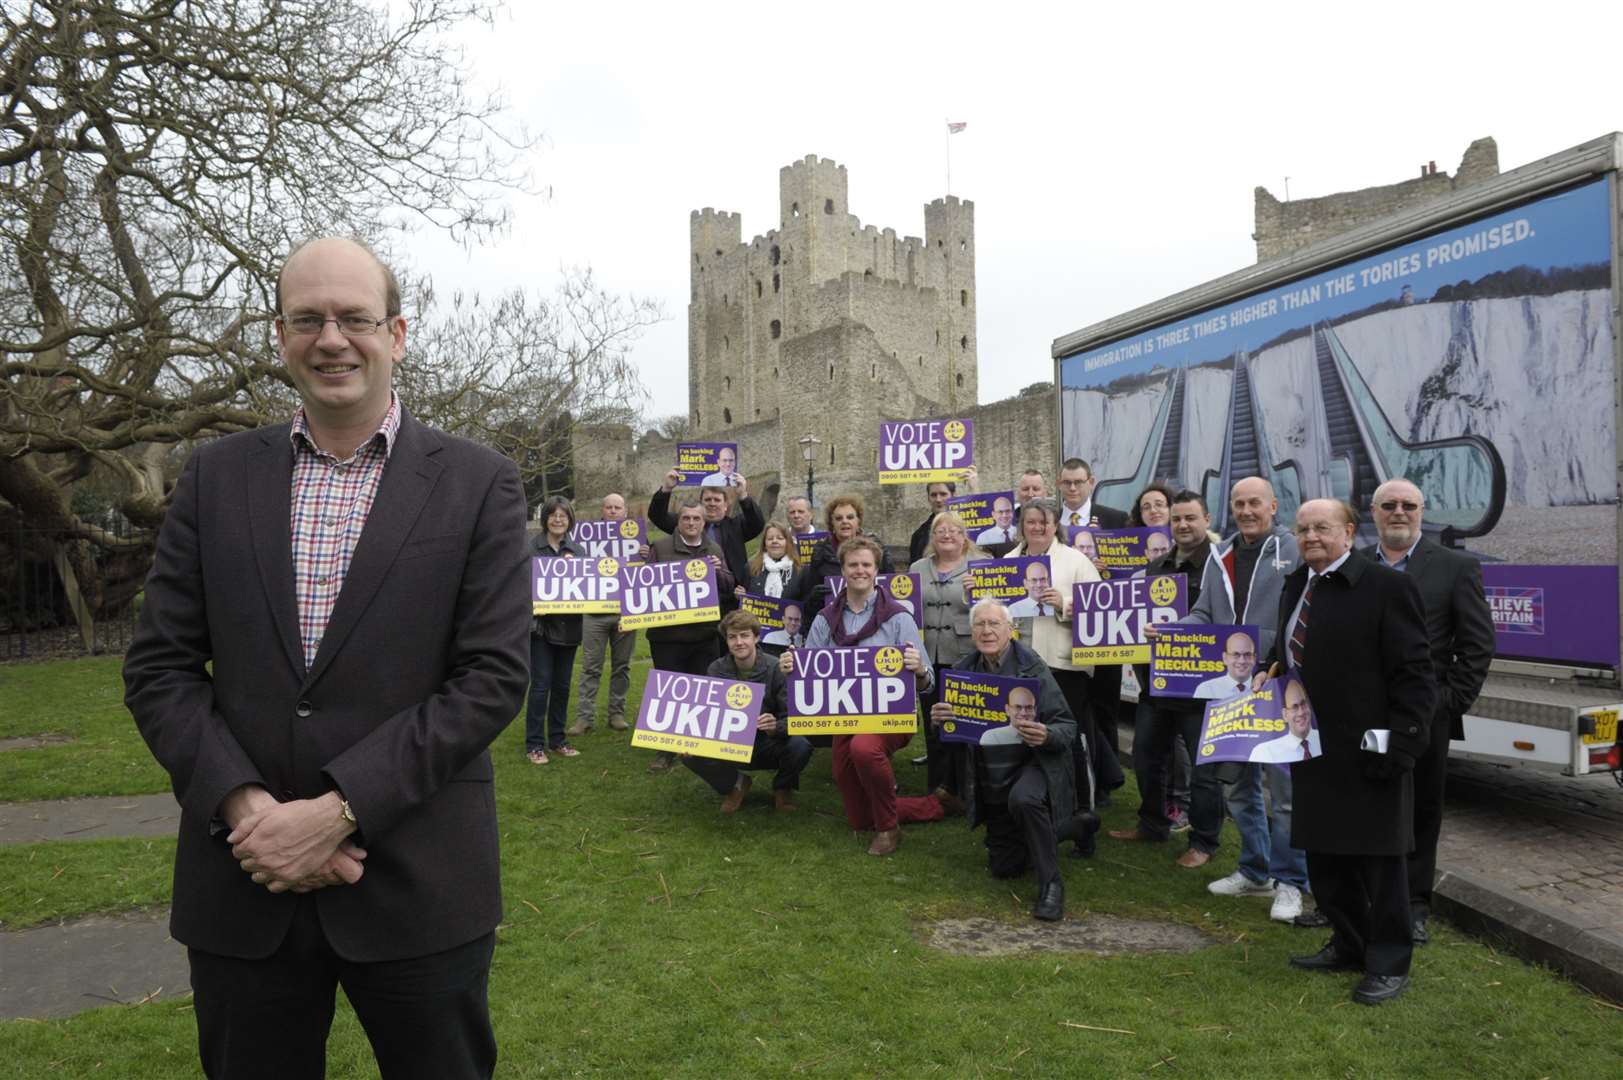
[946,121,967,134]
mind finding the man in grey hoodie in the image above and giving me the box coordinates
[1178,477,1310,923]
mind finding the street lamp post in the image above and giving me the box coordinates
[798,434,822,506]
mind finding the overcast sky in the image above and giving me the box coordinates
[405,1,1623,425]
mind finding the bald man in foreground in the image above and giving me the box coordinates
[125,237,531,1076]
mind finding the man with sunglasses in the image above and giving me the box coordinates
[125,237,531,1077]
[1362,478,1495,946]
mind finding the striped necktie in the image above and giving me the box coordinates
[1289,576,1316,669]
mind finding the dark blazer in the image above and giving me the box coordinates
[908,513,936,566]
[647,487,764,597]
[123,412,532,963]
[1358,538,1495,740]
[1059,502,1129,530]
[1265,549,1437,856]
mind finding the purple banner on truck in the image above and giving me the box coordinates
[1481,564,1619,670]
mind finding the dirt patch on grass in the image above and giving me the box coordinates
[925,915,1213,957]
[0,733,75,752]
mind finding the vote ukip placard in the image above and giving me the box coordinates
[966,557,1054,617]
[1070,573,1187,665]
[947,490,1016,535]
[632,669,762,762]
[617,558,720,630]
[569,518,647,563]
[674,442,739,487]
[532,556,623,615]
[937,670,1039,746]
[787,645,918,736]
[877,418,974,484]
[1196,675,1321,765]
[794,530,830,564]
[1065,526,1173,578]
[1148,624,1261,700]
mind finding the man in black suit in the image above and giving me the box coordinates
[1365,478,1495,944]
[1057,457,1127,809]
[124,237,532,1076]
[650,468,764,616]
[1270,498,1436,1005]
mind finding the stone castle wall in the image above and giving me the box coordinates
[1253,138,1499,262]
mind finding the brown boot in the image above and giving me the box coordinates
[607,717,630,731]
[720,774,752,814]
[773,788,798,812]
[867,828,901,856]
[1175,848,1212,868]
[933,788,968,817]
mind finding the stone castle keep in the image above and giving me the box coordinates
[583,154,1050,541]
[577,141,1499,540]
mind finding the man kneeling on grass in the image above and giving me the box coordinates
[684,611,814,812]
[929,600,1095,921]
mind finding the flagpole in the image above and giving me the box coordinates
[944,118,951,195]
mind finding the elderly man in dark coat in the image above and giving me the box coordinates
[930,600,1085,921]
[1265,498,1436,1006]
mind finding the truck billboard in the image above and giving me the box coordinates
[1057,177,1616,671]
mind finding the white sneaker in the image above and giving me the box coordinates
[1270,882,1304,922]
[1207,870,1277,898]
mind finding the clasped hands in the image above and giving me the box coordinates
[223,785,364,895]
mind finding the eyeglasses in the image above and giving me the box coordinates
[1377,500,1421,512]
[278,314,392,337]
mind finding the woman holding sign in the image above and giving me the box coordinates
[1008,498,1108,846]
[791,494,895,615]
[742,521,804,600]
[783,536,948,856]
[527,496,585,765]
[911,512,983,794]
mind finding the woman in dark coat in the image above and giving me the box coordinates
[791,493,895,614]
[527,495,585,765]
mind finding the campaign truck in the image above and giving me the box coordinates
[1053,133,1623,780]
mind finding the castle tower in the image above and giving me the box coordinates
[686,155,978,503]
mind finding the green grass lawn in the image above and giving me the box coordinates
[1,652,1617,1077]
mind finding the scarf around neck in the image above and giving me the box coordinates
[761,552,795,597]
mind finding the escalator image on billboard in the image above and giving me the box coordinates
[1058,177,1617,667]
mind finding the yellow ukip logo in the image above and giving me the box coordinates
[888,575,914,600]
[1149,576,1178,607]
[873,647,905,677]
[597,558,620,576]
[619,519,640,538]
[684,559,709,581]
[725,683,754,709]
[943,420,966,442]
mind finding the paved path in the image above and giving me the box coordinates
[0,794,179,846]
[0,908,190,1020]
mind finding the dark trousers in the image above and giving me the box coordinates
[1409,708,1453,916]
[684,734,814,794]
[188,897,496,1079]
[649,638,720,763]
[1050,668,1096,811]
[1133,704,1223,852]
[983,762,1061,887]
[1084,664,1126,790]
[525,636,577,751]
[918,683,953,794]
[1305,849,1413,976]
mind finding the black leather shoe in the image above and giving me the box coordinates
[1055,811,1101,845]
[1411,918,1430,945]
[1352,973,1409,1005]
[1032,880,1065,921]
[1293,909,1331,929]
[1289,943,1361,973]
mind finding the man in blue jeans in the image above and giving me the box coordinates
[1178,476,1310,922]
